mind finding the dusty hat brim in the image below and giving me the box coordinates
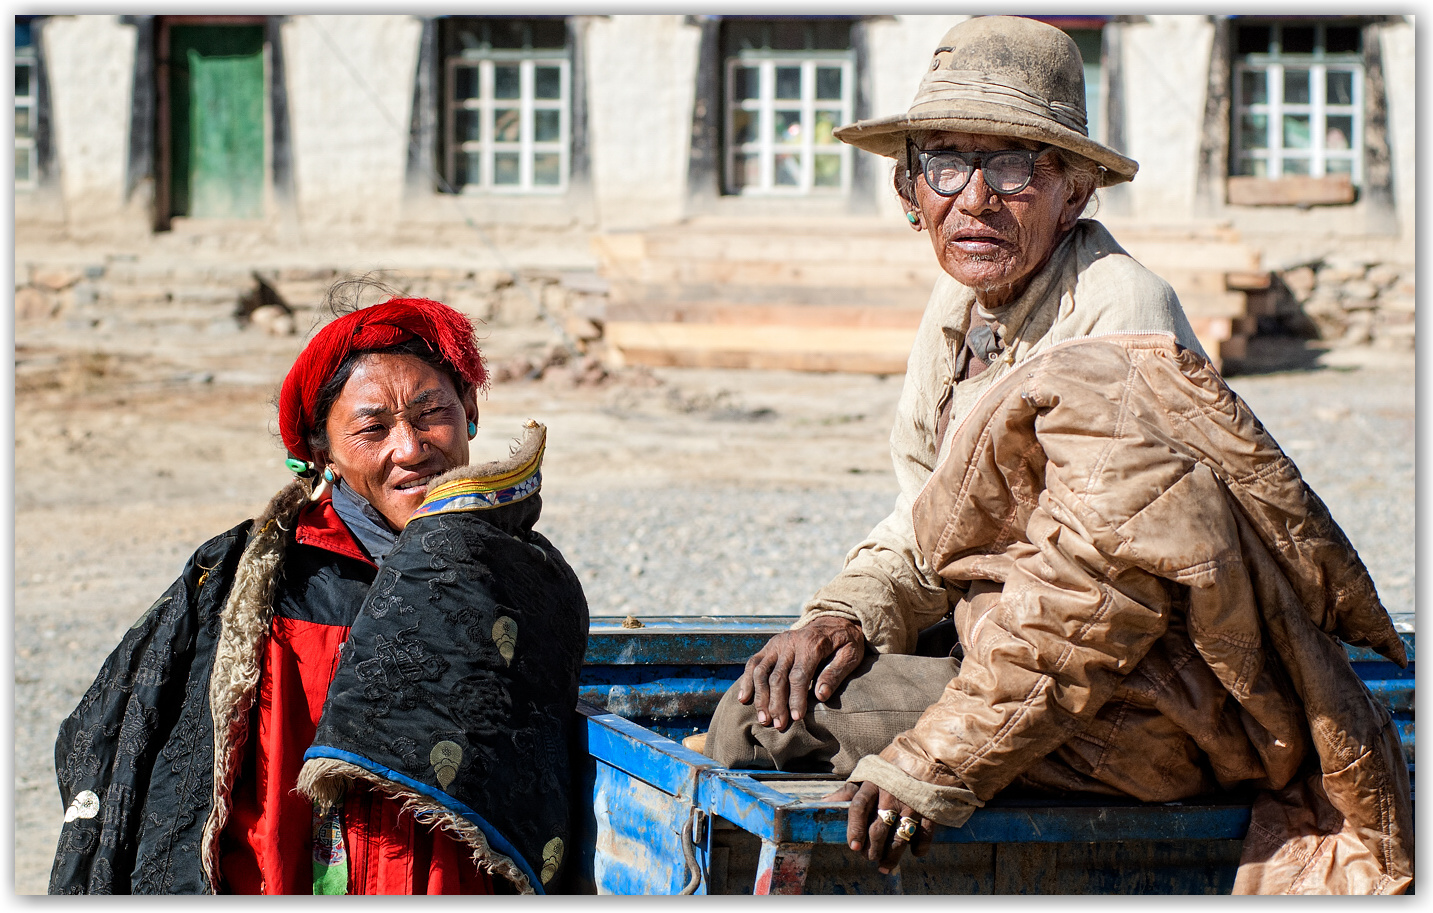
[834,108,1136,187]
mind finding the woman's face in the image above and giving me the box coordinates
[320,353,478,531]
[910,131,1090,310]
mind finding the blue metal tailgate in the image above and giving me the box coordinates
[574,614,1414,894]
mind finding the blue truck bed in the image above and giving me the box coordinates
[571,614,1414,895]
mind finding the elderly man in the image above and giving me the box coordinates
[704,17,1410,895]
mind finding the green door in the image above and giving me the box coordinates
[169,25,265,219]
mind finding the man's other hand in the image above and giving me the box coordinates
[734,615,865,730]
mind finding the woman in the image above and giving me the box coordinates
[50,294,588,894]
[706,16,1410,894]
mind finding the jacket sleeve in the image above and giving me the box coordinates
[866,504,1177,818]
[49,525,247,894]
[795,275,964,653]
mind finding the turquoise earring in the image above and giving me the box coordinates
[468,421,477,437]
[906,211,919,224]
[323,467,336,483]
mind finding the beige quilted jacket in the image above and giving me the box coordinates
[846,335,1411,894]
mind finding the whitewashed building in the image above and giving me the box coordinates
[15,14,1416,358]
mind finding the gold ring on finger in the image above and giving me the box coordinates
[876,808,898,827]
[895,817,918,842]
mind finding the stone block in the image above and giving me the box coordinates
[15,287,54,320]
[1302,293,1344,316]
[279,267,337,282]
[446,290,495,321]
[570,293,607,323]
[171,286,241,306]
[475,269,514,294]
[1320,257,1369,283]
[565,316,603,341]
[1365,263,1403,289]
[30,267,83,291]
[249,304,296,336]
[1340,310,1374,344]
[494,285,538,324]
[106,286,168,306]
[422,267,469,283]
[542,282,569,313]
[1280,266,1317,301]
[1340,279,1379,302]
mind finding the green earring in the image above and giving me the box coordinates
[906,211,919,224]
[468,421,477,437]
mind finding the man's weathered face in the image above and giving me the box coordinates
[913,131,1088,309]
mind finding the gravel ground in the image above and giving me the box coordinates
[12,323,1415,893]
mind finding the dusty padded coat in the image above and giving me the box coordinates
[846,334,1411,894]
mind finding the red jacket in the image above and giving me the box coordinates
[219,496,497,895]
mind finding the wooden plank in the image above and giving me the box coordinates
[637,234,934,266]
[605,281,930,310]
[1226,174,1355,207]
[613,347,911,375]
[1224,270,1272,291]
[610,258,942,289]
[606,321,918,356]
[1154,270,1241,297]
[604,302,926,329]
[1121,240,1261,272]
[1176,291,1249,319]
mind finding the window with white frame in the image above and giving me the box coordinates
[722,19,854,195]
[16,18,37,187]
[442,17,570,193]
[1231,20,1364,182]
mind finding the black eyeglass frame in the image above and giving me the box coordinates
[906,140,1057,197]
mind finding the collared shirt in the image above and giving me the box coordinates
[330,480,399,566]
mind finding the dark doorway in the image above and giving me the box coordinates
[156,18,266,226]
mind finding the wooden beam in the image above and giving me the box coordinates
[604,302,926,329]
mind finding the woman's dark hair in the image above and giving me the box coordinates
[302,275,474,458]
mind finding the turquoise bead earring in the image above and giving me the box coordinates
[323,467,336,483]
[906,211,919,225]
[468,421,477,438]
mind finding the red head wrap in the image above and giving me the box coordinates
[278,297,487,465]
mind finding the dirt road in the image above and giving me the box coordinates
[13,311,1413,893]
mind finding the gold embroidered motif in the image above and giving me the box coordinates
[430,741,463,790]
[492,617,517,665]
[541,837,564,883]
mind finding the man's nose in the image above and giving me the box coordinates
[955,168,1000,216]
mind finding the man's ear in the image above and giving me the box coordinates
[1059,183,1094,231]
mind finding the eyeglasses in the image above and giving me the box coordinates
[908,141,1056,196]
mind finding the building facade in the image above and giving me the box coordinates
[15,14,1416,347]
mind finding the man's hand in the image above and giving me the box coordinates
[735,615,865,730]
[824,781,935,874]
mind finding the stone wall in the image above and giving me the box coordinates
[1276,257,1415,352]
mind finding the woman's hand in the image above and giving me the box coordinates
[734,615,865,730]
[824,781,935,874]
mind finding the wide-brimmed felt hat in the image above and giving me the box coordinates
[833,16,1137,186]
